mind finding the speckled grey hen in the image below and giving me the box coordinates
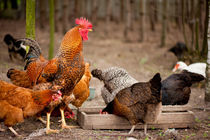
[91,67,138,104]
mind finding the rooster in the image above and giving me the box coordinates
[38,62,91,122]
[7,17,93,134]
[102,73,162,135]
[91,67,138,104]
[0,80,62,137]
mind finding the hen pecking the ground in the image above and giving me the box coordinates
[102,73,162,135]
[0,80,62,137]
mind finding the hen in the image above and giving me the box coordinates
[71,62,92,107]
[0,80,62,136]
[172,61,206,78]
[168,42,187,61]
[3,34,26,61]
[91,67,138,104]
[7,17,93,133]
[102,73,162,135]
[162,70,205,105]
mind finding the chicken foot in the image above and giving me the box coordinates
[128,125,136,134]
[37,116,47,124]
[8,127,21,137]
[46,113,59,134]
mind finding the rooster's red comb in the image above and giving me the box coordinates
[75,17,92,29]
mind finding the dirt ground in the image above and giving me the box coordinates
[0,19,209,140]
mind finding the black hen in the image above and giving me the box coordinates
[162,70,205,105]
[3,34,26,61]
[168,42,187,61]
[102,73,162,135]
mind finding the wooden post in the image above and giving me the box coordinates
[205,0,210,102]
[48,0,54,59]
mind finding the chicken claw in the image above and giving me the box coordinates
[37,116,47,124]
[46,129,59,134]
[8,127,21,137]
[46,113,59,134]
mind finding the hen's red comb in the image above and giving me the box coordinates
[75,17,92,29]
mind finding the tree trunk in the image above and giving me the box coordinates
[124,0,131,41]
[181,0,189,50]
[105,0,111,35]
[120,0,124,21]
[160,0,167,47]
[54,0,59,32]
[39,0,46,29]
[205,0,210,102]
[139,0,144,42]
[175,0,181,29]
[201,0,209,56]
[74,0,79,18]
[130,0,134,31]
[91,0,98,25]
[26,0,36,40]
[199,0,205,38]
[49,0,54,59]
[149,0,155,31]
[190,0,195,50]
[62,0,68,34]
[114,0,120,24]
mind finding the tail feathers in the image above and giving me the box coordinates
[7,68,32,88]
[17,38,42,70]
[91,69,104,81]
[149,73,162,95]
[182,70,205,83]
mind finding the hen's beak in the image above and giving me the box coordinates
[88,29,93,32]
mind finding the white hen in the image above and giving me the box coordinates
[172,61,207,78]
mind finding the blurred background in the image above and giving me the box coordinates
[0,0,208,100]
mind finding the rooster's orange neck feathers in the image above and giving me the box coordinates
[59,26,83,60]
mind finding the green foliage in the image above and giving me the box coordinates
[203,132,208,137]
[151,126,155,130]
[145,136,149,140]
[139,57,147,65]
[195,118,201,123]
[191,133,196,136]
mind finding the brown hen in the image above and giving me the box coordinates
[0,80,61,136]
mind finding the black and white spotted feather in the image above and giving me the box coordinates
[91,67,138,104]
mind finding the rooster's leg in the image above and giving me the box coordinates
[46,112,59,134]
[144,123,147,135]
[37,116,47,124]
[128,125,136,134]
[60,108,78,129]
[8,127,21,137]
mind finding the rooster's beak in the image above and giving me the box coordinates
[88,29,93,32]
